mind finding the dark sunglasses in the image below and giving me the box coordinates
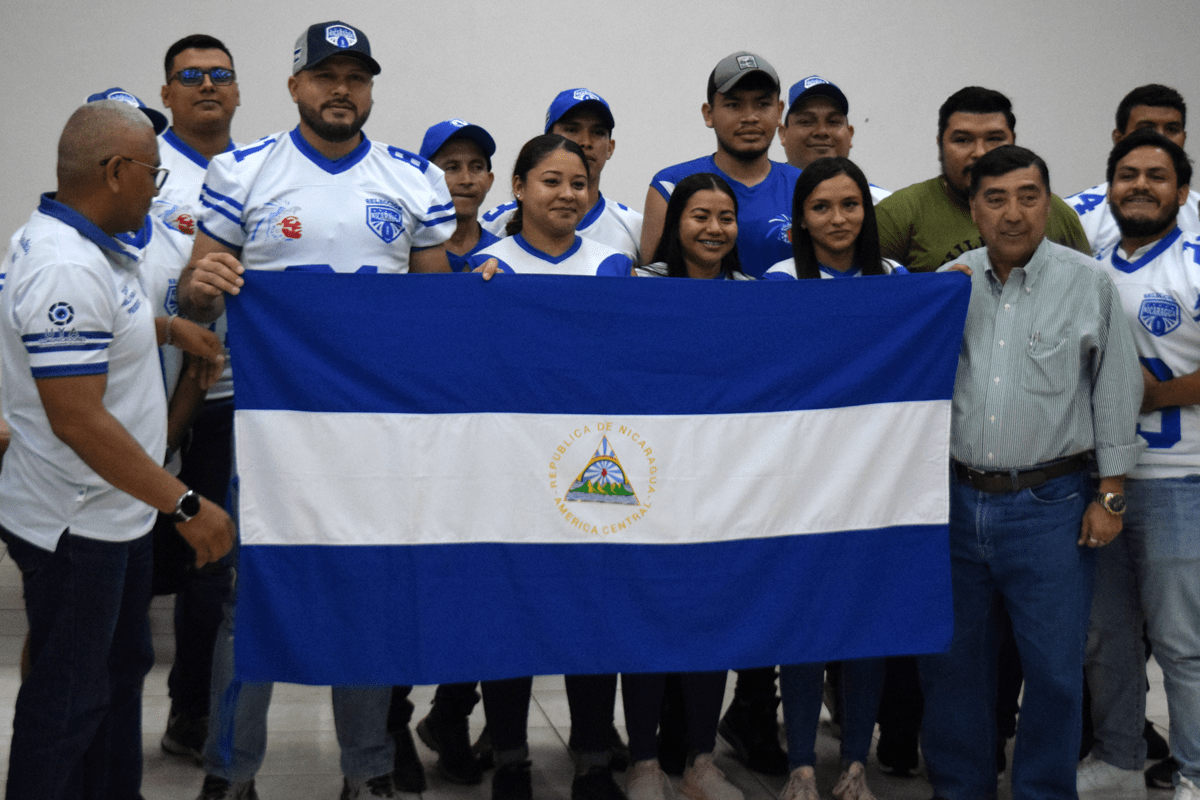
[170,67,236,87]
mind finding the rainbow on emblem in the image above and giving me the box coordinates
[565,436,639,505]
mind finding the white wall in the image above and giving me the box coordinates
[2,0,1197,239]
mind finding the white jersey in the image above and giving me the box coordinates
[1098,227,1200,478]
[154,128,240,399]
[481,193,643,263]
[762,256,906,280]
[198,128,455,274]
[1067,181,1200,257]
[869,184,892,205]
[467,234,633,277]
[0,195,166,549]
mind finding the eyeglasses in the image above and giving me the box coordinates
[100,156,170,189]
[169,67,236,86]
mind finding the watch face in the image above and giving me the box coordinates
[1107,494,1126,514]
[180,491,202,518]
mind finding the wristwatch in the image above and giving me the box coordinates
[1095,492,1126,515]
[171,489,202,524]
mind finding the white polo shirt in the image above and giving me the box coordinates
[0,195,166,549]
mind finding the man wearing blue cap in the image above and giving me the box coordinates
[778,76,891,203]
[421,119,499,272]
[179,20,455,800]
[482,88,642,262]
[0,96,234,800]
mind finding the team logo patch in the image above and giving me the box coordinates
[736,55,758,70]
[366,199,405,243]
[163,280,178,315]
[171,212,195,236]
[1139,293,1181,337]
[804,76,829,89]
[326,25,356,48]
[573,89,601,102]
[449,119,468,128]
[768,214,792,244]
[48,302,74,326]
[548,422,657,536]
[281,216,303,239]
[566,436,638,505]
[107,91,139,107]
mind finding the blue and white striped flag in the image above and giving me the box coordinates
[226,271,969,685]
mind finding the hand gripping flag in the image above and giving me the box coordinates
[226,271,970,685]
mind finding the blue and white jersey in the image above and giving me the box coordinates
[0,195,166,549]
[1067,181,1200,257]
[650,156,801,279]
[481,193,643,263]
[154,128,238,237]
[197,128,456,274]
[869,184,892,205]
[448,226,501,273]
[762,256,906,280]
[466,234,633,277]
[1099,227,1200,478]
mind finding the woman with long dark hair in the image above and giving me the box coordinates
[635,172,750,281]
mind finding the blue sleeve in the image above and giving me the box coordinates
[760,271,796,281]
[596,254,634,277]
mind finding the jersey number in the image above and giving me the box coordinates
[1139,357,1181,449]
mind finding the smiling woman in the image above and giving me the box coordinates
[635,172,748,280]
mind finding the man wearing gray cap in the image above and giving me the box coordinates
[179,20,455,800]
[777,75,891,203]
[641,52,800,278]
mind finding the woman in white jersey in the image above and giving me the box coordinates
[623,171,747,800]
[774,158,902,800]
[764,157,905,281]
[467,134,631,277]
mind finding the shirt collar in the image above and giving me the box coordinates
[37,193,140,263]
[983,237,1051,292]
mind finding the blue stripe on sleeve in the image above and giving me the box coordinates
[199,197,244,229]
[196,221,241,250]
[25,342,110,354]
[31,363,108,379]
[200,185,246,212]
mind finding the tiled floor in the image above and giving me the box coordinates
[0,547,1176,800]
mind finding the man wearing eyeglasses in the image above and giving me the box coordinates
[151,33,243,770]
[0,98,234,800]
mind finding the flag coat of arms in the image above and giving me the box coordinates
[226,272,970,686]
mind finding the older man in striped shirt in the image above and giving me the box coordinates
[922,145,1143,800]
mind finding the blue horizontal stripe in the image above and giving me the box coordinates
[199,196,244,228]
[226,271,970,416]
[26,342,109,354]
[196,220,240,251]
[234,524,952,685]
[201,183,245,212]
[22,331,111,342]
[424,213,457,228]
[427,200,455,215]
[32,363,108,378]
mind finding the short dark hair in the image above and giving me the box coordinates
[706,70,778,105]
[1106,128,1193,189]
[1115,84,1187,134]
[505,134,590,237]
[652,172,744,279]
[790,157,885,279]
[968,145,1050,198]
[938,86,1015,143]
[164,34,234,81]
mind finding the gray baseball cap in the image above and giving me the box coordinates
[710,52,780,95]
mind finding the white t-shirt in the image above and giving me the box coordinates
[467,233,633,277]
[762,256,906,279]
[481,193,642,263]
[1098,227,1200,478]
[0,195,166,548]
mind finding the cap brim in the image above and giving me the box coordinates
[716,69,778,96]
[309,50,381,75]
[786,85,848,117]
[546,99,615,134]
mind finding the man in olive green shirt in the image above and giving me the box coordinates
[877,86,1090,272]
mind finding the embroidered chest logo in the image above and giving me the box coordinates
[1139,293,1181,337]
[171,211,196,236]
[768,214,792,244]
[366,199,405,243]
[255,202,304,242]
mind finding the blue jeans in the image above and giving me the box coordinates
[920,470,1094,800]
[1,525,154,800]
[780,658,884,768]
[1086,475,1200,783]
[203,539,393,782]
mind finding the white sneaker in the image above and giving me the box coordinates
[780,767,817,800]
[679,753,743,800]
[1077,754,1147,799]
[832,762,876,800]
[1176,775,1200,800]
[627,759,669,800]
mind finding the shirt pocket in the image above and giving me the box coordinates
[1021,336,1077,397]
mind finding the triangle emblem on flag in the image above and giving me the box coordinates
[565,436,639,505]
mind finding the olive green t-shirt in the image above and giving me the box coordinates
[876,176,1091,273]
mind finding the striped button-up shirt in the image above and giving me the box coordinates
[944,238,1143,477]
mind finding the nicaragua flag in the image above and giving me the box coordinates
[226,271,970,686]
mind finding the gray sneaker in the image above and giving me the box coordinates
[1077,754,1147,800]
[341,773,398,799]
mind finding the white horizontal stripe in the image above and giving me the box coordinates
[235,402,950,546]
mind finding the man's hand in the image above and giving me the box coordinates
[1079,500,1123,547]
[471,258,501,281]
[169,319,225,389]
[187,252,245,307]
[176,495,235,568]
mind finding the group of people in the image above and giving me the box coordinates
[0,17,1196,800]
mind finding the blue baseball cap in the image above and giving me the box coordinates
[786,76,849,118]
[544,88,615,133]
[85,87,168,135]
[419,119,496,169]
[293,21,380,75]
